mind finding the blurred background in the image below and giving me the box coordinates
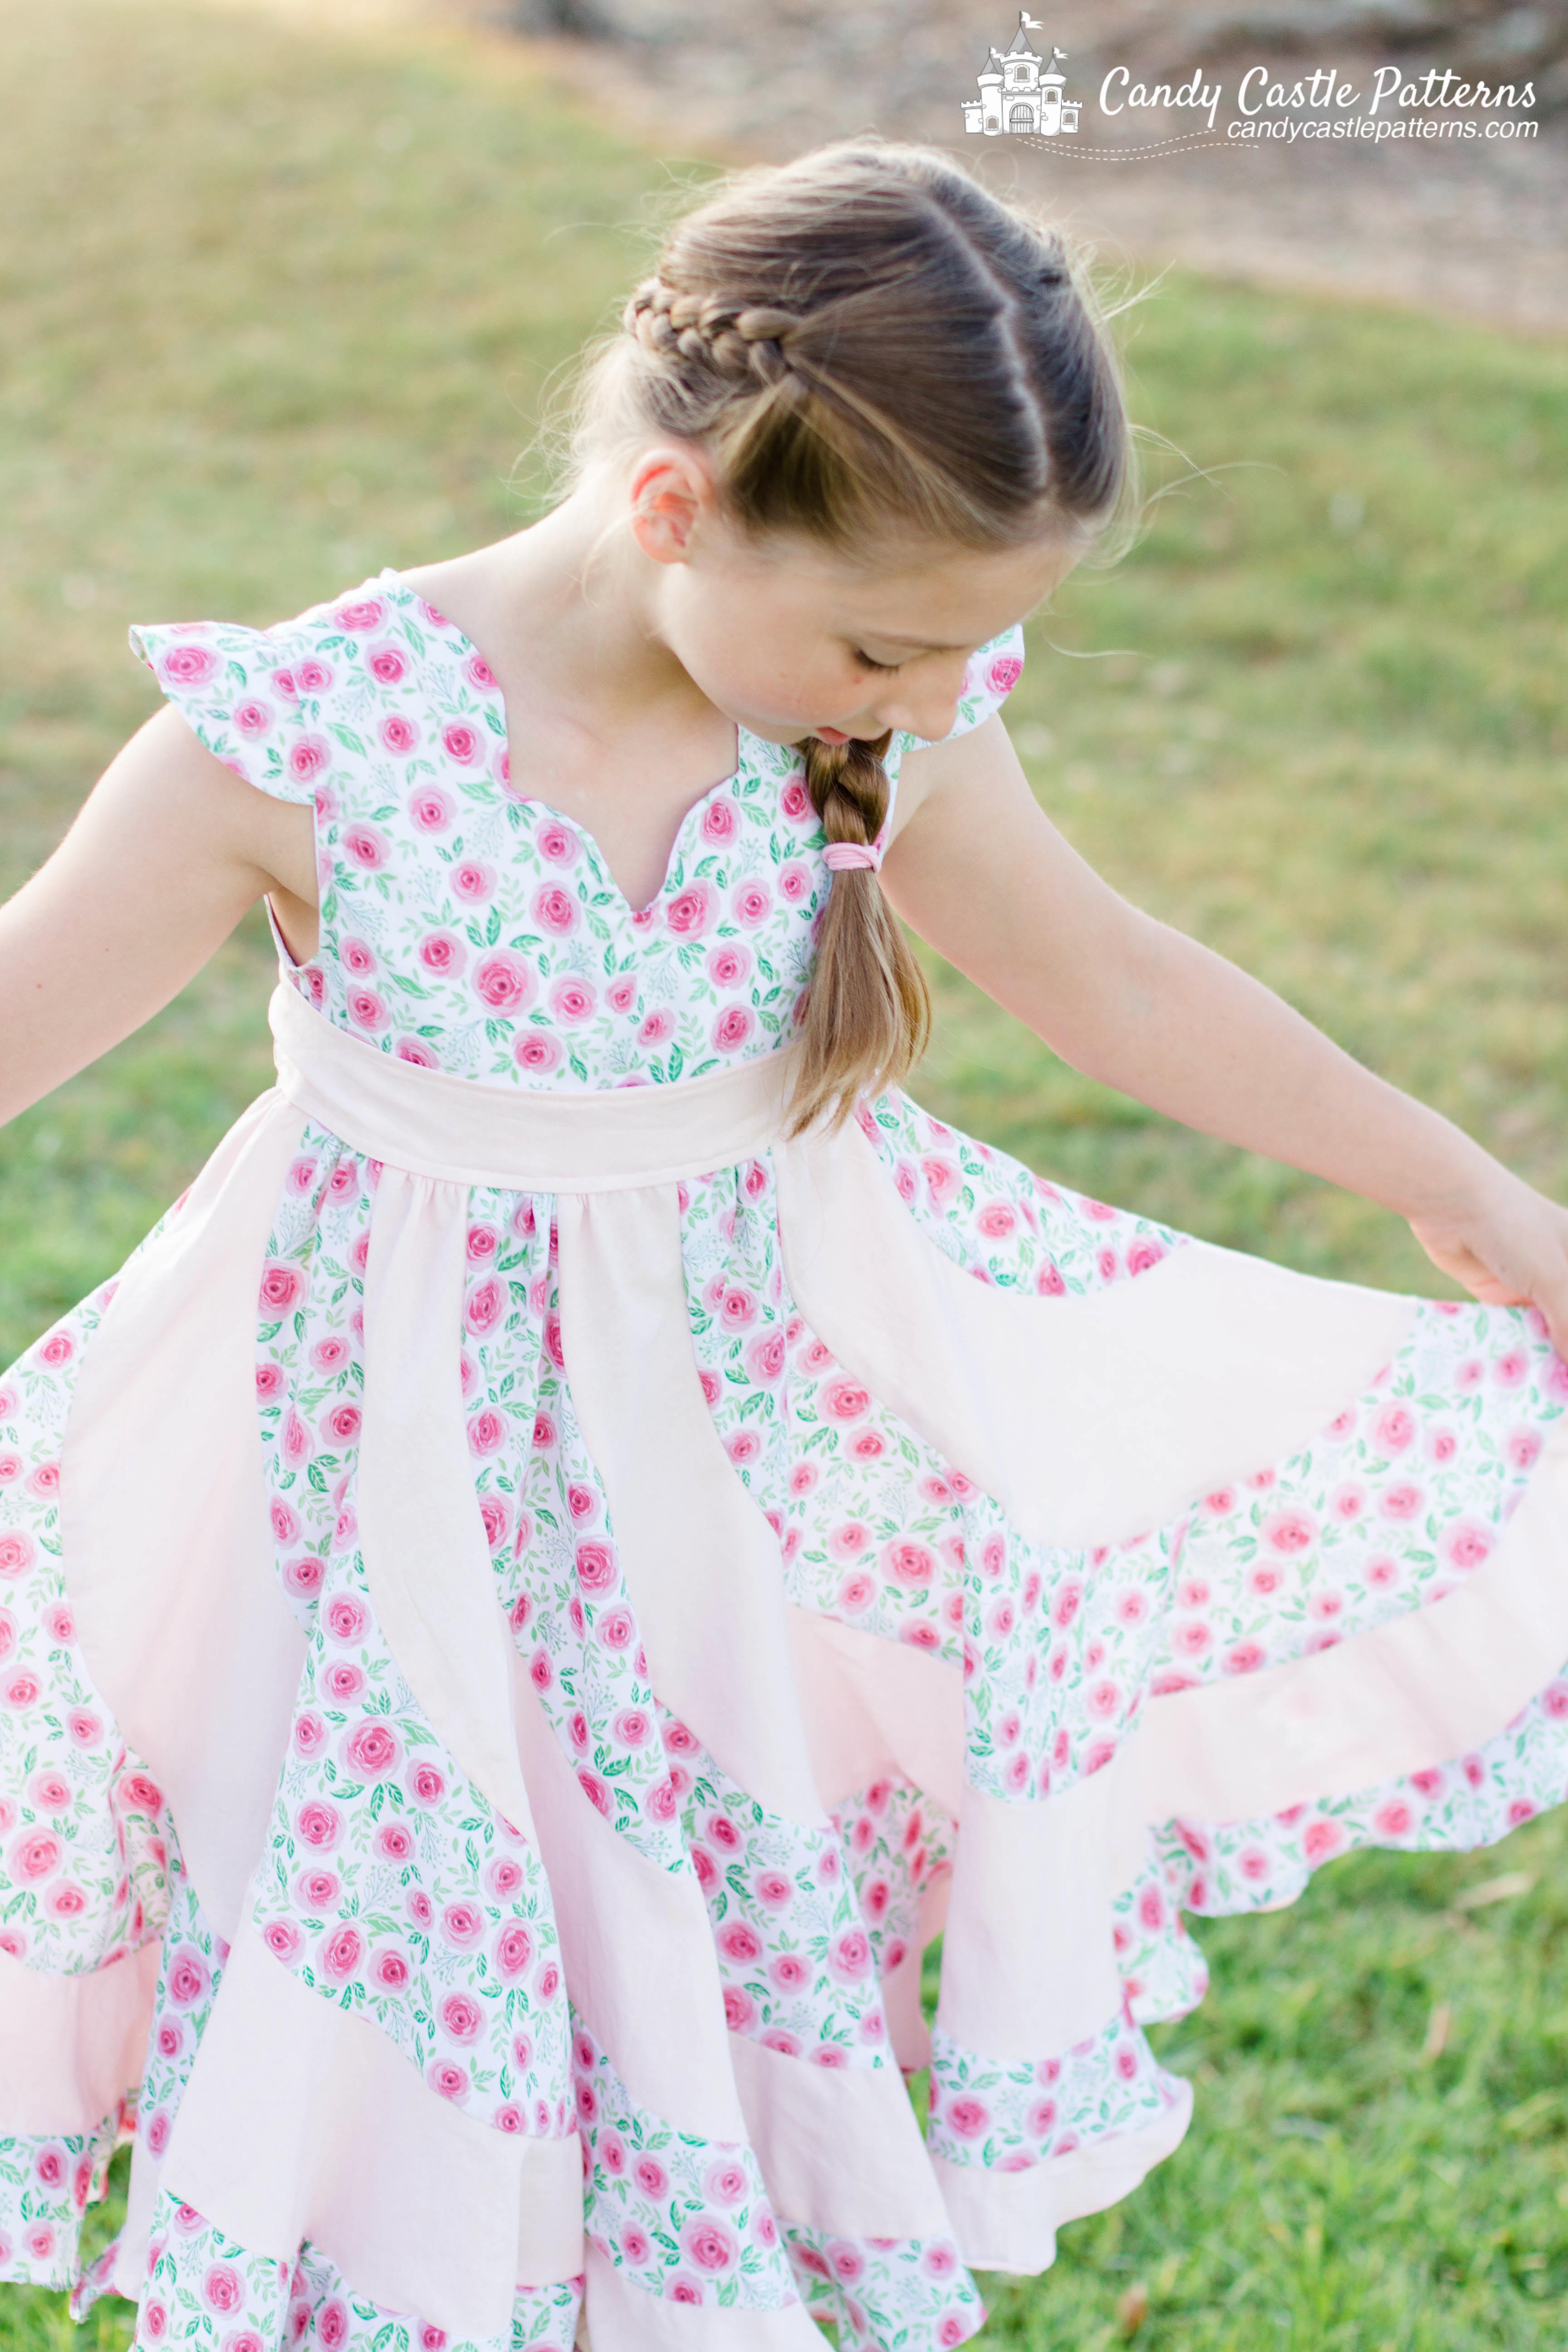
[1,0,1566,2343]
[510,0,1568,333]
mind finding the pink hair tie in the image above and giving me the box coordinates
[823,841,883,873]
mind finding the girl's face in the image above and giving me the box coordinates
[628,448,1077,749]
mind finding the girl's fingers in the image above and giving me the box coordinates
[1407,1199,1568,1360]
[1408,1225,1568,1356]
[1410,1230,1523,1300]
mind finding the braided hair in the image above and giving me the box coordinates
[622,284,801,387]
[573,141,1132,1132]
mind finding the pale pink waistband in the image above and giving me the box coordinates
[268,977,802,1191]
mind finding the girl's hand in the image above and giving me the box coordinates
[1408,1167,1568,1358]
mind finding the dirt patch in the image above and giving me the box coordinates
[504,0,1568,337]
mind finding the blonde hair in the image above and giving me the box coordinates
[569,141,1134,1130]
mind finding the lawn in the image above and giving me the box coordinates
[1,0,1567,2343]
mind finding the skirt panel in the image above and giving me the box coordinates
[852,1091,1180,1298]
[0,1245,188,1976]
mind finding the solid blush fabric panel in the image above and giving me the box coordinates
[60,1087,311,1941]
[773,1122,1415,1549]
[0,1940,160,2138]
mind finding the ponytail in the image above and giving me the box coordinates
[789,733,930,1133]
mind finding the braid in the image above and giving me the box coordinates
[803,730,892,856]
[791,733,930,1133]
[623,279,799,392]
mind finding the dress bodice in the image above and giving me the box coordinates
[130,570,1024,1091]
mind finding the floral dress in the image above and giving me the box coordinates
[2,568,1567,2352]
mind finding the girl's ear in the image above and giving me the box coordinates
[627,443,719,566]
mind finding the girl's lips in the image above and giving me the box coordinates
[813,726,851,745]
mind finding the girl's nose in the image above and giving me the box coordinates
[873,687,962,745]
[870,652,972,746]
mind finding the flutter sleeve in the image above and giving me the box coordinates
[936,622,1026,742]
[127,617,328,806]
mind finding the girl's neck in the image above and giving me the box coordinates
[403,488,713,741]
[396,485,744,913]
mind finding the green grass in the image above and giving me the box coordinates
[1,0,1566,2343]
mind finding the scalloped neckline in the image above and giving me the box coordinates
[377,570,756,922]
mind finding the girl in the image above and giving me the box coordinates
[1,137,1565,2352]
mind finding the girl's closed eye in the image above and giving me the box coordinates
[852,649,902,675]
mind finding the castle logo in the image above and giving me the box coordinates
[962,12,1081,137]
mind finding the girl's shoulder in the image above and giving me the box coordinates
[129,568,483,808]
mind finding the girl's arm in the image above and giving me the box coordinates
[0,704,316,1127]
[886,715,1568,1345]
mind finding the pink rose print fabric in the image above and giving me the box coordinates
[1154,1298,1564,1686]
[128,575,1018,1094]
[786,2225,984,2352]
[459,1193,687,1867]
[132,1861,226,2183]
[927,2008,1186,2174]
[574,2014,791,2309]
[247,1546,573,2136]
[852,1095,1179,1297]
[0,2101,126,2294]
[281,2247,582,2352]
[0,1226,186,1974]
[3,566,1568,2352]
[130,2187,584,2352]
[833,1774,956,2024]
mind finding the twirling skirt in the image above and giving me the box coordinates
[3,974,1567,2352]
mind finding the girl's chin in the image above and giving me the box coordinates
[736,715,869,751]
